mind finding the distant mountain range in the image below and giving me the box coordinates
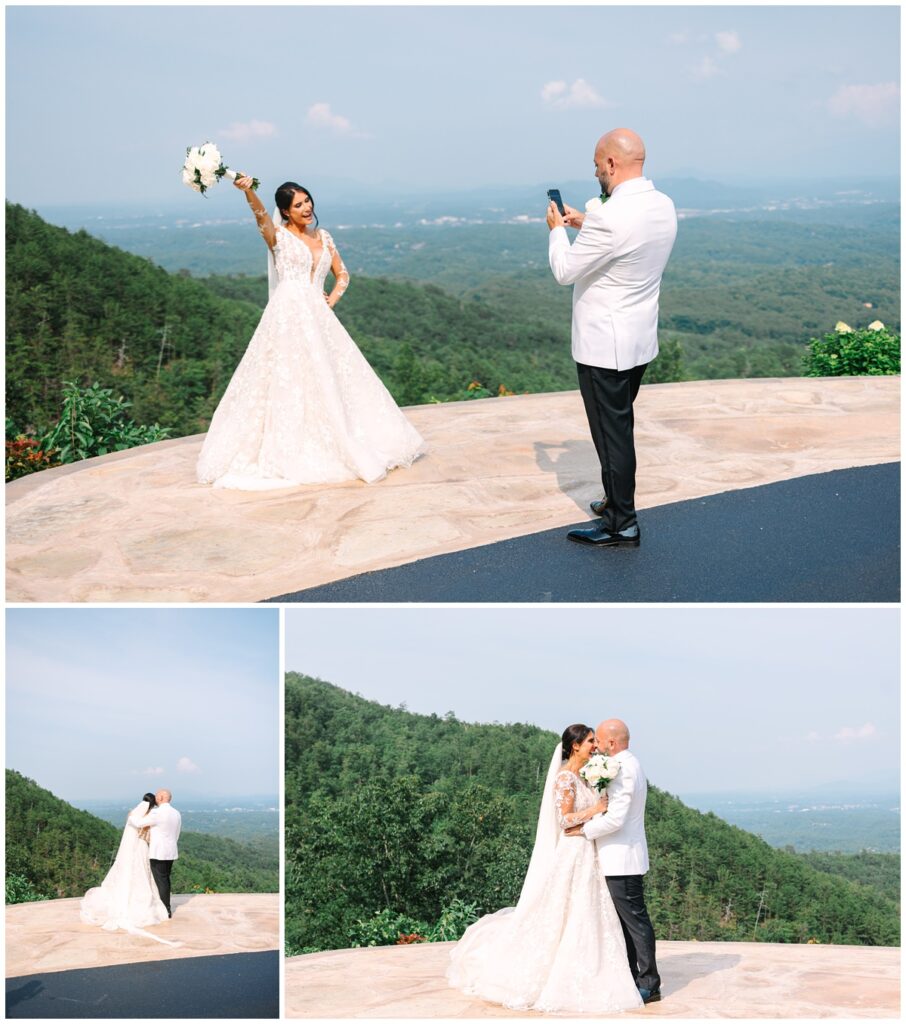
[29,174,901,230]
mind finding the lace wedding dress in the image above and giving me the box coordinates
[80,802,179,946]
[447,759,643,1013]
[196,226,426,490]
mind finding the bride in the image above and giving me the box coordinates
[447,725,643,1013]
[80,792,179,946]
[196,176,426,490]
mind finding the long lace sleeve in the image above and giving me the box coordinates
[554,771,590,828]
[323,230,350,302]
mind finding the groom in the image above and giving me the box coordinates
[548,128,677,548]
[566,719,661,1003]
[145,789,182,918]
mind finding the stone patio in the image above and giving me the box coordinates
[286,939,900,1018]
[5,893,278,977]
[6,377,899,602]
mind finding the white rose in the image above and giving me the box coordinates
[834,321,853,334]
[868,320,885,331]
[199,168,217,188]
[197,143,222,172]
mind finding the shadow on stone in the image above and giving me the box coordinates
[659,952,742,997]
[534,439,599,514]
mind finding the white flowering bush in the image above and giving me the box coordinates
[804,321,900,377]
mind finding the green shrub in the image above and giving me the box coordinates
[39,380,172,463]
[803,322,900,377]
[6,873,49,905]
[349,908,430,947]
[423,898,481,942]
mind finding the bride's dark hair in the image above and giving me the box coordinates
[275,181,319,227]
[561,724,594,761]
[142,792,157,816]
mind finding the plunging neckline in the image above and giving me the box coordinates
[280,225,325,281]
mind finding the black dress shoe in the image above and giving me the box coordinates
[590,497,609,516]
[638,987,661,1004]
[567,524,640,547]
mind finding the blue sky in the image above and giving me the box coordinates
[285,606,900,796]
[6,608,280,800]
[5,4,900,208]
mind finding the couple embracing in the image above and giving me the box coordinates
[197,128,675,553]
[80,788,182,947]
[447,720,660,1013]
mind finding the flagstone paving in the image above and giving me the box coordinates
[5,894,278,977]
[285,939,900,1018]
[6,377,899,603]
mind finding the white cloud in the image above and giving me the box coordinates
[669,31,690,45]
[541,80,567,103]
[176,756,200,773]
[306,102,369,138]
[805,731,821,743]
[139,766,165,776]
[541,78,612,111]
[833,723,878,742]
[218,120,277,143]
[828,82,899,125]
[691,56,722,81]
[715,31,742,54]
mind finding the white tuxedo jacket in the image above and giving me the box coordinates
[549,177,677,371]
[582,749,649,875]
[145,803,181,861]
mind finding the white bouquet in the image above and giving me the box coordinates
[181,141,260,196]
[585,193,609,212]
[579,753,619,793]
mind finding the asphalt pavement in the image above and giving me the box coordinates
[5,951,279,1019]
[267,463,900,603]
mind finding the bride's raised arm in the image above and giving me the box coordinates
[234,175,277,250]
[554,771,608,829]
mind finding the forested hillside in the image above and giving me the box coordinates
[8,201,898,449]
[6,203,263,439]
[5,770,278,902]
[4,205,591,439]
[285,675,900,955]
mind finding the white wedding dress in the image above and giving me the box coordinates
[80,802,179,946]
[196,225,426,490]
[447,753,643,1013]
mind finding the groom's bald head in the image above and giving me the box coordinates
[156,789,172,803]
[593,128,646,196]
[596,719,630,755]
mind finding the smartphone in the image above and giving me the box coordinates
[547,189,566,216]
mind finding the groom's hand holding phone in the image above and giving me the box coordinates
[561,203,584,229]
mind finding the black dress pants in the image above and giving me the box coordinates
[577,361,648,533]
[150,858,173,914]
[605,874,660,992]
